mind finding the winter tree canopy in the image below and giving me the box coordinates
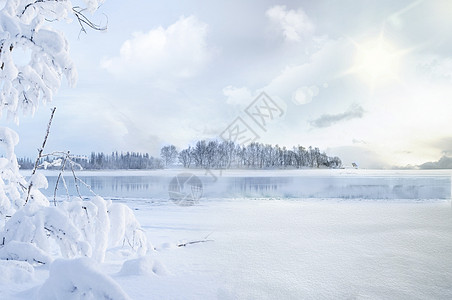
[0,0,107,122]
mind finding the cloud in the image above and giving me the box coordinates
[418,156,452,169]
[223,86,253,106]
[417,55,452,82]
[263,39,353,101]
[352,139,367,144]
[102,15,213,79]
[310,104,364,128]
[292,85,319,105]
[434,137,452,156]
[266,5,314,42]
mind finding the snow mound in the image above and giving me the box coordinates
[38,257,130,300]
[0,259,34,284]
[0,241,52,265]
[119,256,169,276]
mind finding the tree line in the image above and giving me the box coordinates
[162,140,342,169]
[17,141,341,170]
[18,152,164,170]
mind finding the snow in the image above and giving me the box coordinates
[38,257,130,300]
[127,198,452,299]
[29,172,48,189]
[0,0,101,121]
[1,195,147,263]
[0,241,53,265]
[0,260,35,284]
[118,256,169,276]
[1,169,452,298]
[1,194,452,299]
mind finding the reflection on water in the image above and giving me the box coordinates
[41,174,451,200]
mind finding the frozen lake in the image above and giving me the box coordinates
[29,169,452,201]
[6,169,452,299]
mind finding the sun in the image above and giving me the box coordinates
[347,35,403,87]
[355,40,397,79]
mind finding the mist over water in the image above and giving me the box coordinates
[41,171,451,201]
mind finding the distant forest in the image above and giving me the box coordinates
[18,152,164,170]
[18,140,342,170]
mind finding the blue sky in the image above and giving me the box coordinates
[3,0,452,168]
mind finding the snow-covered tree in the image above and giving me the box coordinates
[0,0,148,269]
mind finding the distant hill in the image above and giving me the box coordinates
[418,156,452,169]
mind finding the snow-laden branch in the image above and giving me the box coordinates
[25,106,55,204]
[0,0,105,123]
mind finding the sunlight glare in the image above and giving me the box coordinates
[351,36,401,86]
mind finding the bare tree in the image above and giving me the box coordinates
[160,145,178,167]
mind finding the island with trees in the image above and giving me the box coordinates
[18,140,342,170]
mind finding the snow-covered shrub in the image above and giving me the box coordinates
[0,240,53,264]
[107,201,148,256]
[0,127,27,219]
[0,0,148,265]
[119,256,169,277]
[0,259,35,284]
[0,1,148,298]
[38,257,130,300]
[1,194,148,263]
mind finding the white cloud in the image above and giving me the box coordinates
[102,15,213,79]
[222,86,253,106]
[263,38,353,100]
[266,5,314,42]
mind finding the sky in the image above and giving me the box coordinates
[2,0,452,168]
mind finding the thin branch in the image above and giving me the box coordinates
[204,231,214,240]
[25,107,56,204]
[21,0,44,17]
[72,6,108,38]
[60,173,70,201]
[53,152,69,206]
[76,178,97,197]
[70,160,82,198]
[43,151,97,199]
[177,239,214,247]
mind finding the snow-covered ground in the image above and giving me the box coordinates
[123,198,452,299]
[2,170,452,299]
[2,197,452,299]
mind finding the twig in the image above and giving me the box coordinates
[73,175,97,197]
[53,151,69,206]
[60,170,70,200]
[44,151,96,200]
[204,231,214,239]
[177,239,214,247]
[25,107,56,204]
[70,162,82,198]
[72,6,108,38]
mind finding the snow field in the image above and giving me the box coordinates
[1,196,452,299]
[119,198,452,299]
